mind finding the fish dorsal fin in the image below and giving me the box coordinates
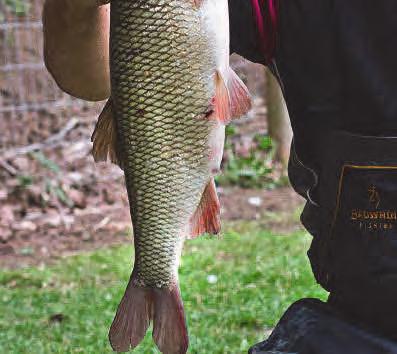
[91,99,124,169]
[189,179,221,238]
[213,69,252,124]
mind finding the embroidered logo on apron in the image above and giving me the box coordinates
[332,165,397,235]
[350,185,396,231]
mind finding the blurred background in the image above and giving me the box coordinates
[0,1,326,353]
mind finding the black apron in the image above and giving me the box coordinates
[229,0,397,346]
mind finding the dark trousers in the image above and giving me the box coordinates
[249,297,397,354]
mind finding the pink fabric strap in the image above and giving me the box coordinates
[251,0,279,63]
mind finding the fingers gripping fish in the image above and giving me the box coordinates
[91,0,252,352]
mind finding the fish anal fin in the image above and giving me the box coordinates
[189,179,221,239]
[212,69,252,124]
[91,99,124,169]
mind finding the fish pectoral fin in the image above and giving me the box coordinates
[192,0,204,8]
[227,68,252,119]
[91,98,124,169]
[213,69,252,124]
[189,178,221,239]
[213,70,232,123]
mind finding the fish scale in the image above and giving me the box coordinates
[91,0,251,351]
[110,0,216,288]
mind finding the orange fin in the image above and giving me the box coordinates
[214,71,232,123]
[227,68,252,119]
[213,69,252,124]
[109,275,188,354]
[193,0,204,8]
[189,179,221,239]
[91,99,123,168]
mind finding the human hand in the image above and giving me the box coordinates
[54,0,109,18]
[63,0,109,10]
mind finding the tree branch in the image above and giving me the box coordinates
[0,118,79,160]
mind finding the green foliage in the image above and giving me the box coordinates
[255,135,273,151]
[3,0,30,16]
[0,223,327,353]
[217,152,273,189]
[45,178,73,208]
[31,152,61,174]
[218,132,281,189]
[219,123,284,189]
[225,125,237,137]
[27,152,73,207]
[17,174,34,188]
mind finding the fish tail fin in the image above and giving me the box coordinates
[109,278,188,354]
[109,277,152,352]
[152,285,189,354]
[214,69,252,124]
[189,178,221,239]
[91,98,124,168]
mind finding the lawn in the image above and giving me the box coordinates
[0,222,327,353]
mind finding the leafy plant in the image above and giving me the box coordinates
[225,124,237,137]
[45,179,73,208]
[3,0,30,16]
[255,134,273,151]
[31,151,60,174]
[218,128,285,189]
[17,174,33,188]
[28,152,73,207]
[217,151,274,189]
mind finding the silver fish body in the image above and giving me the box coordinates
[111,0,221,288]
[91,0,251,352]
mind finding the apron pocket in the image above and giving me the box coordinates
[311,131,397,295]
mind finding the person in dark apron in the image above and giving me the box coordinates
[229,1,397,353]
[43,1,397,353]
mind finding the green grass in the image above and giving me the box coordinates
[0,223,327,353]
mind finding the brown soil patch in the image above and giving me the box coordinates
[0,180,304,269]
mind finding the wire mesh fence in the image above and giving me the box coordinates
[0,0,100,149]
[0,0,267,151]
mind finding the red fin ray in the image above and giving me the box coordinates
[213,69,252,124]
[189,179,221,239]
[193,0,204,8]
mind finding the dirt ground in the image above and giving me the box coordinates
[0,6,304,269]
[0,71,304,269]
[0,184,304,269]
[0,57,305,269]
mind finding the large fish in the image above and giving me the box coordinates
[91,0,251,352]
